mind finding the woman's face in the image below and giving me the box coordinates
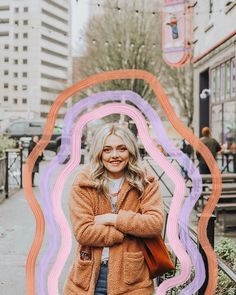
[101,134,129,179]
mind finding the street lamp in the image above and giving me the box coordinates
[200,89,211,99]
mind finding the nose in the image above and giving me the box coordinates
[111,149,119,157]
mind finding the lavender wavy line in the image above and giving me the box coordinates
[37,90,204,294]
[48,102,190,294]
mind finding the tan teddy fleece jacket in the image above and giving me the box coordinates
[64,165,164,295]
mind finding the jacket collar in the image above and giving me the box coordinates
[74,165,134,190]
[74,165,156,208]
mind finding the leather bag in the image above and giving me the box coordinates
[138,236,175,278]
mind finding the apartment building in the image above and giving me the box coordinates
[192,0,236,146]
[0,0,72,129]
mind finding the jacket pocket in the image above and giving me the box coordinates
[123,251,145,285]
[72,259,93,291]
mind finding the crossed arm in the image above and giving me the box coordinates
[69,181,164,247]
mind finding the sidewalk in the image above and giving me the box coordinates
[0,186,35,294]
[0,155,82,294]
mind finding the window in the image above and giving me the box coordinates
[15,7,19,13]
[14,85,18,90]
[13,98,18,104]
[223,101,236,146]
[22,85,27,90]
[23,59,27,64]
[23,46,28,51]
[0,18,9,24]
[215,66,221,101]
[23,20,28,25]
[211,104,223,142]
[23,33,28,38]
[3,96,8,102]
[0,32,9,37]
[4,83,8,88]
[4,70,9,75]
[22,98,27,104]
[231,58,236,97]
[14,59,18,64]
[4,57,9,62]
[14,33,19,38]
[22,72,27,77]
[211,68,216,102]
[220,64,225,101]
[14,20,19,25]
[211,59,236,102]
[8,122,28,133]
[14,46,18,51]
[226,61,231,99]
[14,72,18,77]
[4,44,9,49]
[210,59,236,146]
[23,7,28,12]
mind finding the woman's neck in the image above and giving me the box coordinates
[107,172,125,179]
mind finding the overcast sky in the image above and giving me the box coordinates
[71,0,89,54]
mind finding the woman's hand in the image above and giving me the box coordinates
[94,213,117,226]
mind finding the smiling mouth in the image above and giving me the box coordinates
[109,161,122,164]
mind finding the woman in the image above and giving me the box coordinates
[64,123,164,295]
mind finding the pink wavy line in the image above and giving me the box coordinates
[47,103,192,294]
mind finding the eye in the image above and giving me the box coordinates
[118,146,127,152]
[103,147,112,153]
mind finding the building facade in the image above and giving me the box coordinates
[192,0,236,148]
[0,0,72,129]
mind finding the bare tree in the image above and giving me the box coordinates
[74,0,193,126]
[162,64,194,127]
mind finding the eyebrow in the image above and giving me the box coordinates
[103,144,127,148]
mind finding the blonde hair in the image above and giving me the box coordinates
[89,123,149,197]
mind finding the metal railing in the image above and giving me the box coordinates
[146,157,236,294]
[0,157,6,200]
[0,148,23,199]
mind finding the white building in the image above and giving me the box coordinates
[0,0,72,130]
[192,0,236,146]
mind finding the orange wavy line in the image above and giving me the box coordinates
[24,69,221,294]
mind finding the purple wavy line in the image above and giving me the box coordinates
[48,102,190,294]
[37,90,204,294]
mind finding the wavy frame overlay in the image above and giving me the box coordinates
[37,90,204,295]
[23,69,222,294]
[47,103,190,295]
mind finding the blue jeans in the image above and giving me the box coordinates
[94,264,108,295]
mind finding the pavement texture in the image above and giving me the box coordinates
[0,186,35,294]
[0,154,81,295]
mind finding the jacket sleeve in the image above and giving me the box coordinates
[114,179,164,237]
[69,185,124,247]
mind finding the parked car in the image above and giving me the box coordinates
[4,120,62,153]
